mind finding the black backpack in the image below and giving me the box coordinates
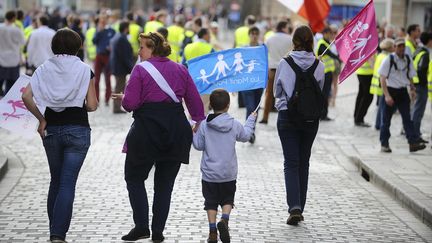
[388,53,411,80]
[284,56,324,124]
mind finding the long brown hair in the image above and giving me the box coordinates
[292,25,314,52]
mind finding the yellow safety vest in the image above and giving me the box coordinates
[183,41,213,61]
[406,39,416,56]
[144,21,163,34]
[369,52,389,96]
[167,25,185,62]
[234,26,250,47]
[355,56,374,75]
[128,23,141,57]
[428,59,432,100]
[413,50,427,84]
[316,39,335,73]
[15,20,24,31]
[24,25,33,40]
[264,30,274,42]
[85,27,97,61]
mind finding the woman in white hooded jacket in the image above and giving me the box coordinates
[22,28,98,243]
[273,25,325,226]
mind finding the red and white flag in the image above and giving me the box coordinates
[335,0,379,83]
[278,0,330,33]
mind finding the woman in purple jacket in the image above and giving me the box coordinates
[113,32,205,242]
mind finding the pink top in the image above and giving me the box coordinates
[122,56,205,122]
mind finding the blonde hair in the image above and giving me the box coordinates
[139,32,171,57]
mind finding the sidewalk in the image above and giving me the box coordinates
[325,75,432,227]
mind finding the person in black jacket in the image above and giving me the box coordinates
[109,21,134,113]
[411,32,432,142]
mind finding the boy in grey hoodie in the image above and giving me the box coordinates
[193,89,256,243]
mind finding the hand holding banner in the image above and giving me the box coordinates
[0,75,45,138]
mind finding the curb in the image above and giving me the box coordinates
[348,156,432,228]
[0,151,8,182]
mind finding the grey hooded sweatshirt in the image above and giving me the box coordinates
[193,112,256,183]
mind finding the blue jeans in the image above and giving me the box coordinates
[241,88,264,119]
[277,111,318,213]
[411,85,428,138]
[380,88,418,146]
[125,159,181,233]
[43,125,91,239]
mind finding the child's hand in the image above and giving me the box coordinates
[112,93,124,100]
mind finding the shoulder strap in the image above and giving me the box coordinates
[284,56,302,75]
[139,61,180,103]
[388,54,395,78]
[405,54,411,80]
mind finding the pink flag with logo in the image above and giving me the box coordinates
[335,0,378,83]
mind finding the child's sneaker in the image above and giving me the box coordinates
[207,229,218,243]
[217,219,230,243]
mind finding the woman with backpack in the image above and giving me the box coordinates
[273,25,325,225]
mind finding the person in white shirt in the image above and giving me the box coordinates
[0,10,25,96]
[26,15,56,74]
[260,20,292,124]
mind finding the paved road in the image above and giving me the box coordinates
[0,75,431,242]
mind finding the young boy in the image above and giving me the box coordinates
[193,89,256,243]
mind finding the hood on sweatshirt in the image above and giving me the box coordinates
[289,51,317,70]
[206,112,234,133]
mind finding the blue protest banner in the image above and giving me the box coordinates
[187,45,268,94]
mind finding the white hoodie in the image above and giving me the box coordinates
[273,51,325,111]
[30,55,91,112]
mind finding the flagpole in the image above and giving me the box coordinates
[318,39,336,59]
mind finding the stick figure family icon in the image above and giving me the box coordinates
[348,20,372,65]
[197,52,260,84]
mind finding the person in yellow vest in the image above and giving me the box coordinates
[126,11,142,60]
[183,28,215,113]
[167,15,186,62]
[316,27,339,121]
[23,16,37,75]
[209,21,224,51]
[370,38,394,130]
[234,15,256,48]
[109,9,121,33]
[85,16,98,62]
[14,9,25,31]
[405,24,421,58]
[354,55,375,127]
[411,32,432,143]
[144,10,166,34]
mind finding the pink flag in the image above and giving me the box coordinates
[334,0,378,83]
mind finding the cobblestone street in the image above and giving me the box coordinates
[1,75,432,242]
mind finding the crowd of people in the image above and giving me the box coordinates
[0,5,431,243]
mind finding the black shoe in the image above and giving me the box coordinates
[249,133,255,144]
[418,138,429,144]
[320,117,333,121]
[152,232,165,242]
[259,119,268,124]
[381,145,392,153]
[286,209,302,225]
[355,121,371,127]
[217,219,230,243]
[409,143,426,152]
[50,236,67,243]
[121,227,150,241]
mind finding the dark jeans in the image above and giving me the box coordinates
[321,72,333,119]
[411,84,428,137]
[241,88,264,119]
[375,96,385,130]
[277,110,319,213]
[125,160,181,233]
[354,75,373,123]
[380,87,418,146]
[42,125,91,239]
